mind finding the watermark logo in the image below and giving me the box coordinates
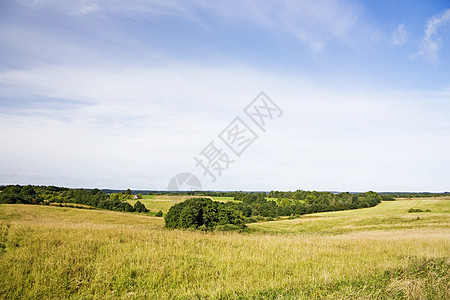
[167,172,202,191]
[168,92,283,190]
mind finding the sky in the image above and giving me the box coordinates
[0,0,449,192]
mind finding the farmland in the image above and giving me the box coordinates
[1,198,449,299]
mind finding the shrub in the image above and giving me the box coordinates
[408,208,423,213]
[155,210,163,217]
[133,201,149,213]
[165,198,244,230]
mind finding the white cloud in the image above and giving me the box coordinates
[392,23,407,46]
[74,3,99,15]
[1,62,449,191]
[414,9,450,63]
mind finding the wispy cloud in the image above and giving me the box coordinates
[202,0,363,52]
[392,23,407,46]
[14,0,365,53]
[73,3,99,15]
[413,8,450,63]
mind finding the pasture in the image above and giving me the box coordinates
[0,198,449,299]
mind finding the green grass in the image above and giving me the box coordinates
[127,195,240,213]
[0,199,449,299]
[211,196,240,202]
[126,195,191,213]
[248,199,450,235]
[141,194,157,199]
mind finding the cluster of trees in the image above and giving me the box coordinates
[164,191,383,230]
[109,189,143,201]
[230,191,383,218]
[0,185,148,214]
[7,185,443,226]
[165,198,245,231]
[381,192,448,199]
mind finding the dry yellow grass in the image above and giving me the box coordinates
[0,201,449,299]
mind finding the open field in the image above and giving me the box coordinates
[126,195,239,213]
[1,199,449,299]
[249,199,450,235]
[211,196,240,203]
[126,195,212,213]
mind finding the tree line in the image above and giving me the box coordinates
[231,190,383,218]
[164,191,384,230]
[0,185,149,213]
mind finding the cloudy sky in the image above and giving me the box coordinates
[1,0,449,192]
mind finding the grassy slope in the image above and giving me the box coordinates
[249,199,450,234]
[0,199,449,299]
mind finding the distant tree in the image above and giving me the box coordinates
[125,189,132,199]
[137,193,143,199]
[155,210,163,217]
[133,201,148,213]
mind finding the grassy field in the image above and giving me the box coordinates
[211,196,240,203]
[126,195,239,213]
[1,199,449,299]
[249,198,450,235]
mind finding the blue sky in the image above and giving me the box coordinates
[0,0,449,192]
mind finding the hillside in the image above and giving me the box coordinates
[1,199,449,299]
[249,198,450,234]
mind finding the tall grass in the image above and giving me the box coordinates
[0,201,449,299]
[249,199,450,234]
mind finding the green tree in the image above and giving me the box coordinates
[133,201,148,213]
[165,198,244,230]
[125,189,132,199]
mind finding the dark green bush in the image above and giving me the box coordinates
[165,198,244,230]
[133,201,149,213]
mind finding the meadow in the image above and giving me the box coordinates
[249,198,450,235]
[126,195,238,214]
[0,198,449,299]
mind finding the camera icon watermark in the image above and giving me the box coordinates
[167,172,202,191]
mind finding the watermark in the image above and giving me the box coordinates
[219,117,258,157]
[167,172,202,191]
[168,92,282,190]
